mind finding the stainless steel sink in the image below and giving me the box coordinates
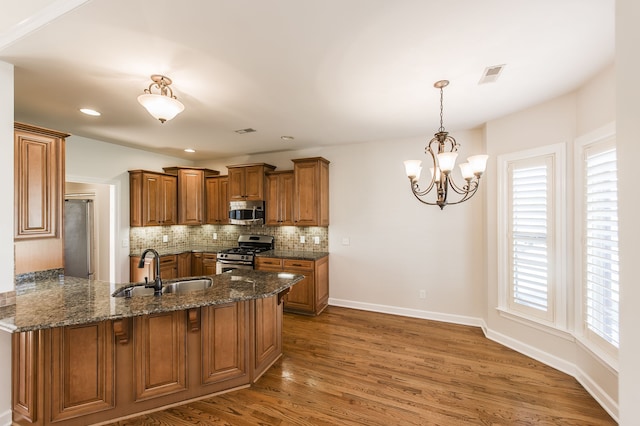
[112,278,213,297]
[162,278,213,294]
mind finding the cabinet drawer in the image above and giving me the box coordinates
[256,258,283,268]
[160,255,177,265]
[283,259,314,270]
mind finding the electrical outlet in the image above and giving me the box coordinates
[313,236,320,245]
[419,290,427,299]
[162,235,169,243]
[213,232,218,240]
[341,237,350,246]
[300,236,306,244]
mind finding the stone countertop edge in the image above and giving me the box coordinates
[256,250,329,261]
[0,270,304,333]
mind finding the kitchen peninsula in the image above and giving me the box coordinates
[1,269,303,426]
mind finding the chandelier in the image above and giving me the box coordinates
[137,75,185,123]
[404,80,488,209]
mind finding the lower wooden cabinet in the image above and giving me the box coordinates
[133,311,187,401]
[255,255,329,315]
[11,295,284,426]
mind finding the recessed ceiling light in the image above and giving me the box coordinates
[281,136,295,141]
[80,108,101,116]
[184,148,195,153]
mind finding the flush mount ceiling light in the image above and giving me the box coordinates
[80,108,101,116]
[280,135,295,141]
[184,148,195,153]
[137,75,185,123]
[404,80,488,210]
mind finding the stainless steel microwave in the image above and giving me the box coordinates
[228,200,265,225]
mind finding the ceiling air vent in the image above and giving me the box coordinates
[479,64,505,84]
[234,128,256,134]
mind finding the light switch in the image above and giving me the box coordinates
[341,237,350,246]
[313,236,320,245]
[121,238,129,248]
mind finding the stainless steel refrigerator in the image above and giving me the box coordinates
[64,199,95,279]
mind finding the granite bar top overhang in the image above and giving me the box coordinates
[0,270,303,333]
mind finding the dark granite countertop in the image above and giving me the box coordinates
[0,269,303,333]
[256,250,329,261]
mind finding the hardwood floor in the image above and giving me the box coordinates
[105,306,616,425]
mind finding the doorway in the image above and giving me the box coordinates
[65,181,114,282]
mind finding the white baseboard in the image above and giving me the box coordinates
[327,298,618,422]
[0,409,11,426]
[328,298,485,328]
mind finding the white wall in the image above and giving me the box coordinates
[484,64,618,417]
[617,0,640,423]
[65,136,193,282]
[0,60,14,426]
[198,129,487,324]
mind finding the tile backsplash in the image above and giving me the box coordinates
[130,225,328,254]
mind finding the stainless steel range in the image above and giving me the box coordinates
[216,234,274,274]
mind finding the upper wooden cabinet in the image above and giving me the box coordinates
[265,171,294,226]
[14,122,68,240]
[227,164,275,201]
[163,167,219,226]
[205,176,229,225]
[292,157,330,227]
[129,171,177,227]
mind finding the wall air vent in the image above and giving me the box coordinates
[235,128,256,134]
[479,64,506,84]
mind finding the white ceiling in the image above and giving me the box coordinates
[0,0,615,161]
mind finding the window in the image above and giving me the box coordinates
[577,130,619,352]
[498,143,566,327]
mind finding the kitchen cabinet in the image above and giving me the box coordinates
[293,157,330,227]
[265,171,294,226]
[251,294,283,381]
[177,252,191,278]
[133,311,187,401]
[202,253,217,275]
[11,296,284,425]
[14,122,69,274]
[255,255,329,315]
[129,254,178,283]
[227,163,275,201]
[201,302,249,385]
[205,176,229,224]
[163,167,219,226]
[129,170,177,227]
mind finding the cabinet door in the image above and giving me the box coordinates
[218,177,229,224]
[293,158,329,226]
[12,331,40,423]
[252,295,282,381]
[255,257,283,271]
[265,172,294,226]
[159,255,177,280]
[177,252,191,278]
[243,165,265,200]
[160,175,177,225]
[201,303,248,385]
[206,176,230,224]
[283,260,315,314]
[202,253,217,275]
[14,127,65,239]
[178,169,204,225]
[49,322,115,422]
[133,311,187,401]
[191,252,203,276]
[228,168,246,201]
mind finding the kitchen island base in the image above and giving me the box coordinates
[12,295,283,426]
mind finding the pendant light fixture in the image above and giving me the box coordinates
[404,80,488,209]
[137,75,185,123]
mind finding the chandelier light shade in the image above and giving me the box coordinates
[404,80,488,209]
[137,75,185,123]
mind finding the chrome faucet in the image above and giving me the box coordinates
[138,248,162,295]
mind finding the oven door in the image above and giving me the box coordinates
[216,261,253,274]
